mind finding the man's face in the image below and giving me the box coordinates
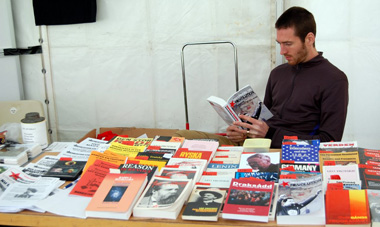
[202,193,217,201]
[153,184,179,204]
[247,157,270,171]
[276,27,308,65]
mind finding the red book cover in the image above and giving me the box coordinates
[222,178,274,222]
[172,149,213,162]
[325,189,371,225]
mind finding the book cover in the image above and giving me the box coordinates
[148,141,182,154]
[133,177,193,219]
[281,139,320,164]
[43,159,87,181]
[320,141,358,152]
[280,163,320,172]
[367,189,380,226]
[268,183,279,221]
[166,158,208,172]
[118,163,158,183]
[135,152,170,163]
[222,178,274,222]
[158,167,199,181]
[325,189,370,226]
[197,174,233,189]
[153,135,185,144]
[107,142,146,157]
[182,188,226,221]
[70,159,120,197]
[172,148,213,163]
[322,164,361,191]
[109,137,153,147]
[206,163,239,172]
[82,151,127,176]
[276,174,325,225]
[85,173,147,220]
[0,146,29,166]
[319,151,360,173]
[181,140,219,155]
[207,85,273,126]
[359,166,380,189]
[238,152,280,173]
[235,171,279,182]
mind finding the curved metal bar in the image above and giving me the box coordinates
[180,41,239,130]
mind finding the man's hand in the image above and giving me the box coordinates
[226,124,247,143]
[233,114,269,138]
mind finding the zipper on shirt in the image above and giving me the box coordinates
[279,65,301,119]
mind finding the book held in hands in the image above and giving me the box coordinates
[207,85,273,126]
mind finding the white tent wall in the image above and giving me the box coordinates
[10,0,380,149]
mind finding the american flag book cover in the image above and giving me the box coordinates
[281,139,320,164]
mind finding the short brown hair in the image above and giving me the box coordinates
[275,6,316,44]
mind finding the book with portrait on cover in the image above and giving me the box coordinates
[207,85,273,126]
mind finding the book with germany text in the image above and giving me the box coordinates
[207,85,273,126]
[85,173,147,220]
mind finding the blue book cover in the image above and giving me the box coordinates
[281,139,320,164]
[235,171,279,182]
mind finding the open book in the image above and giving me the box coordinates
[207,85,273,126]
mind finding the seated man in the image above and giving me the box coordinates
[174,6,349,148]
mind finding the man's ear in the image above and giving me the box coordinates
[305,32,315,47]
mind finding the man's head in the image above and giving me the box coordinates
[275,7,318,65]
[151,182,179,205]
[247,153,272,171]
[199,191,223,202]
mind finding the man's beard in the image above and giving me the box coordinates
[287,43,308,65]
[158,195,177,204]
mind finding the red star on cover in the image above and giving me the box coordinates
[9,172,21,180]
[229,101,235,108]
[281,181,289,187]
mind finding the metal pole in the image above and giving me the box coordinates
[181,41,239,130]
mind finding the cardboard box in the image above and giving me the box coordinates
[77,127,179,143]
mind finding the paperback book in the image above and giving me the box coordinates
[325,189,371,226]
[43,159,87,181]
[367,189,380,227]
[222,178,274,222]
[85,173,148,220]
[133,176,193,219]
[281,139,320,164]
[276,174,325,225]
[207,85,273,126]
[182,188,226,221]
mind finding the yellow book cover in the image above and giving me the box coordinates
[107,142,146,157]
[319,151,360,173]
[110,137,153,147]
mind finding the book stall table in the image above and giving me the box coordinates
[0,209,325,227]
[0,149,325,227]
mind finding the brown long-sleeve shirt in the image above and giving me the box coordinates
[264,53,349,148]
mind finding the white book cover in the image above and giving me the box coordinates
[277,174,325,225]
